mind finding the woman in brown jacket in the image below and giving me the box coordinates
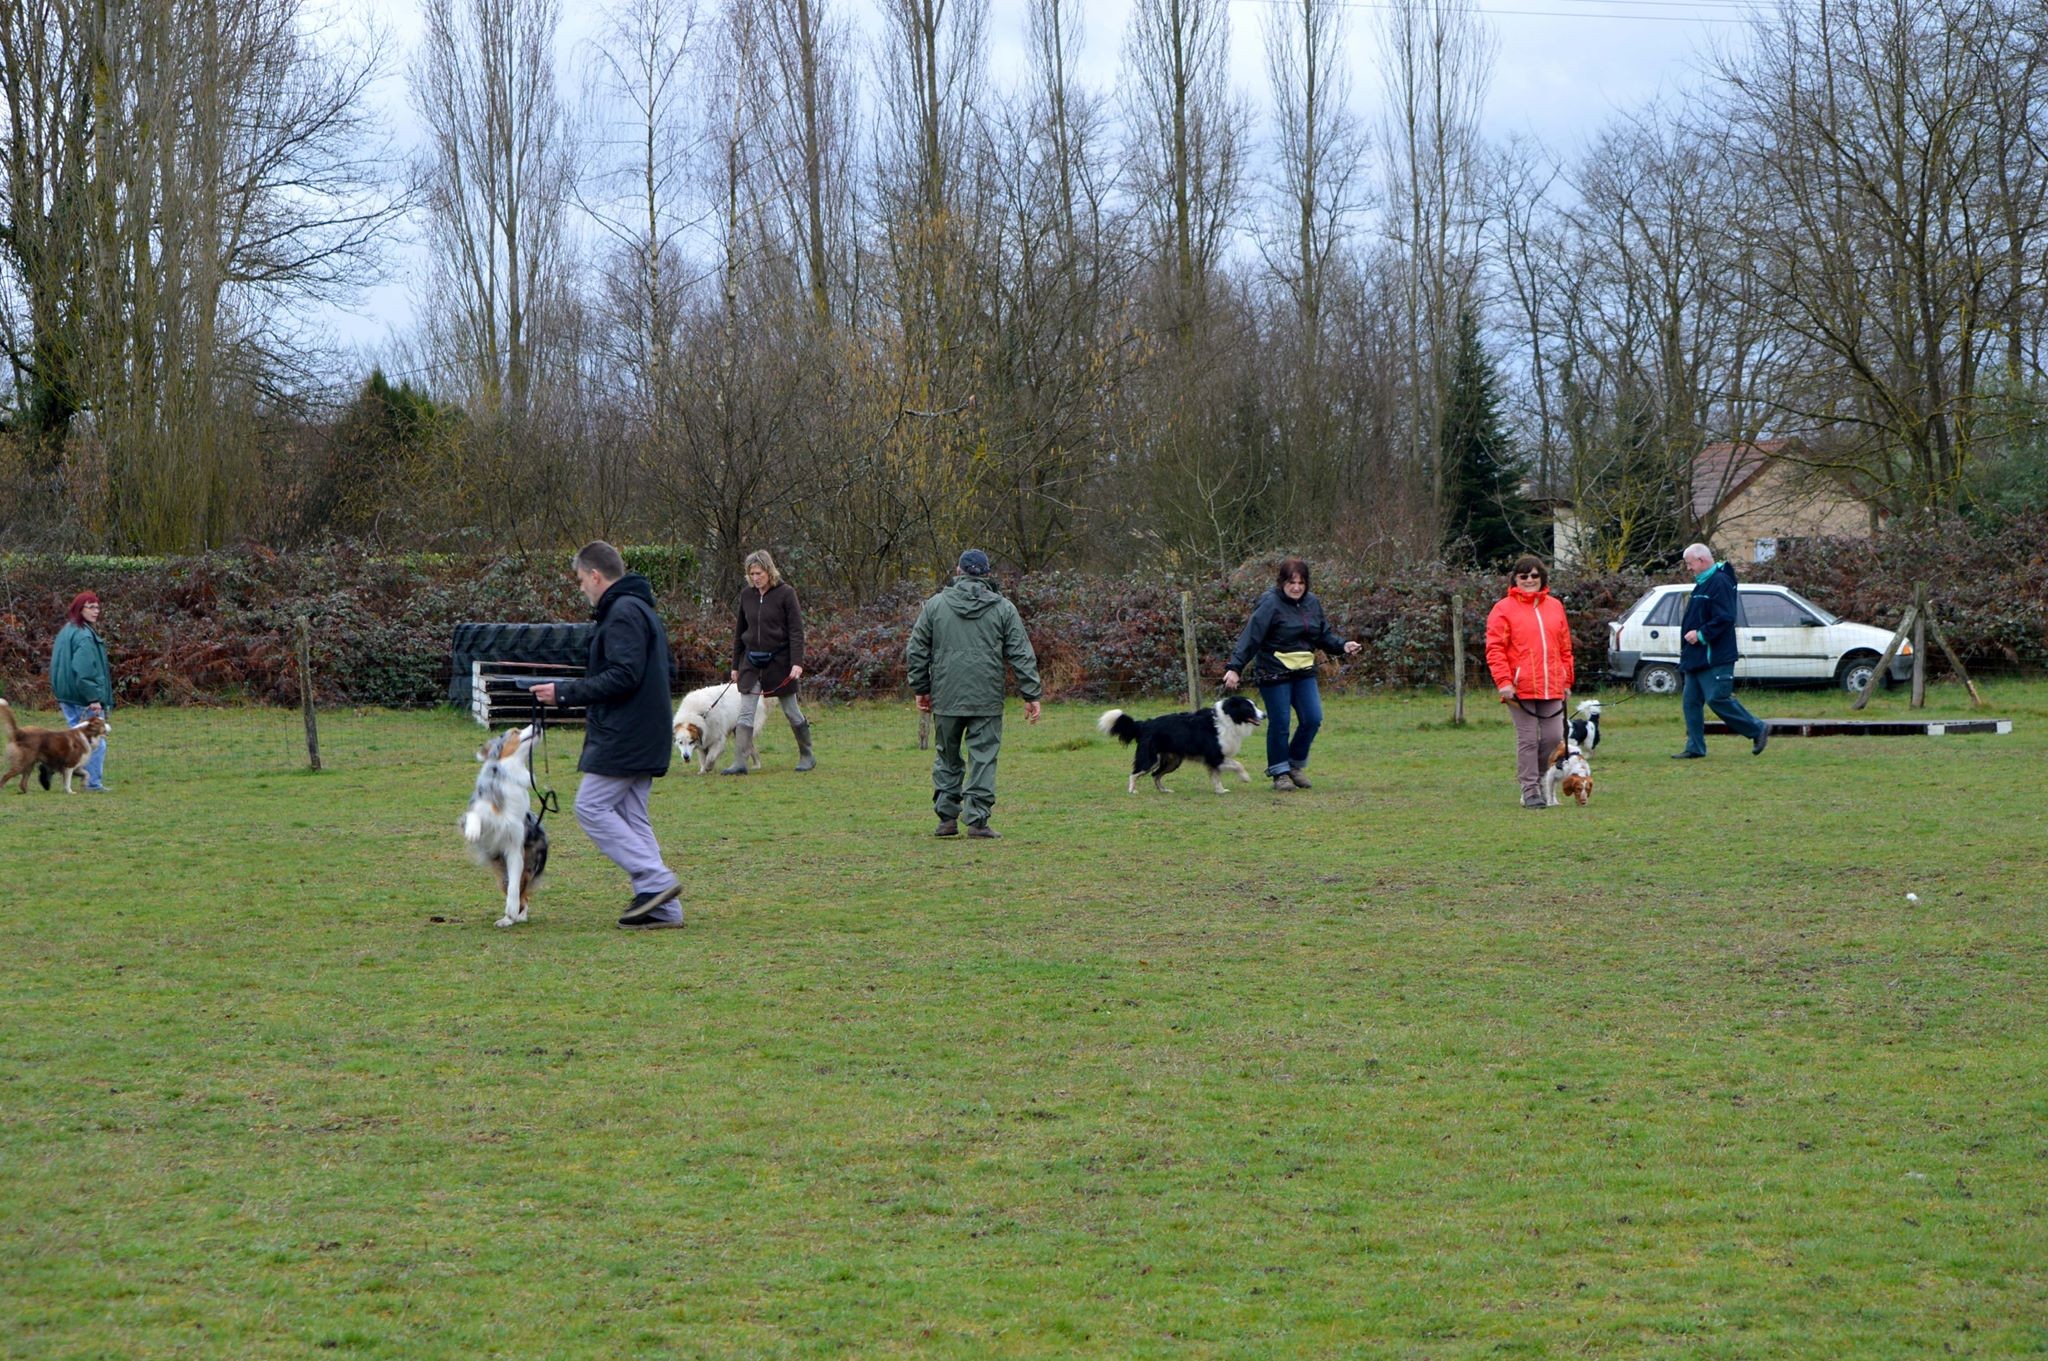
[723,549,817,773]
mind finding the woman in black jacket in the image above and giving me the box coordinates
[1224,558,1362,791]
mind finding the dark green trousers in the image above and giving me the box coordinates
[932,713,1003,826]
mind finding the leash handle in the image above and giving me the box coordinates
[528,695,560,821]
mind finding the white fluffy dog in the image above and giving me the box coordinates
[673,682,769,774]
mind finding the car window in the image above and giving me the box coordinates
[1743,592,1813,628]
[1646,593,1685,626]
[1784,589,1837,624]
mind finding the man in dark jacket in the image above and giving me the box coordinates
[533,542,684,927]
[906,549,1042,839]
[1674,541,1770,759]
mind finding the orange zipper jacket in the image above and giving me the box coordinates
[1484,587,1575,700]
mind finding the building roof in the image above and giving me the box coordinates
[1692,438,1798,522]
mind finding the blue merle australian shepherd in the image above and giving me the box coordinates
[1097,696,1265,794]
[460,725,549,928]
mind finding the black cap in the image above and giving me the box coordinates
[957,549,991,577]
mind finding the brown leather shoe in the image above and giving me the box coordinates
[935,818,959,837]
[966,823,1001,839]
[1287,769,1312,788]
[1272,774,1299,791]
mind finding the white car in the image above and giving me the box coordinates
[1607,582,1912,694]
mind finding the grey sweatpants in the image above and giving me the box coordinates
[1509,700,1566,804]
[573,773,681,921]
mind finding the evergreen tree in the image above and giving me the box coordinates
[315,370,462,535]
[1439,310,1535,565]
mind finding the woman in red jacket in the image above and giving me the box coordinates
[1485,555,1576,809]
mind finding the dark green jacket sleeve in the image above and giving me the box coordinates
[1003,604,1042,702]
[906,601,934,695]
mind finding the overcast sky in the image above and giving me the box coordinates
[332,0,1752,359]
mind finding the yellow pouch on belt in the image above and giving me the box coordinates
[1273,650,1316,672]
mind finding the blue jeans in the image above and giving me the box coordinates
[1257,675,1323,776]
[57,701,108,789]
[1681,664,1765,754]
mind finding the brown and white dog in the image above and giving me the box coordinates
[1542,737,1593,807]
[1,698,110,793]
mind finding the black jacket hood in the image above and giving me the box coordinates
[592,572,659,619]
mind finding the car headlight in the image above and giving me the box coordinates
[1898,643,1913,655]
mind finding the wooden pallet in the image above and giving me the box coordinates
[472,659,589,727]
[1705,717,2012,737]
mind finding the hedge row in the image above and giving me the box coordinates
[2,522,2043,709]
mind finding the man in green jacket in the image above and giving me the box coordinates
[907,550,1042,839]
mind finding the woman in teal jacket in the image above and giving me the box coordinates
[49,591,114,790]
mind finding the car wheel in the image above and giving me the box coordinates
[1837,652,1879,693]
[1634,662,1681,696]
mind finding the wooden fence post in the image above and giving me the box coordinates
[1851,601,1917,711]
[1922,602,1984,708]
[1180,590,1201,710]
[296,614,321,771]
[1910,582,1927,708]
[1450,594,1467,726]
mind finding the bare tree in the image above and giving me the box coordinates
[1709,0,2048,509]
[1,0,398,548]
[968,0,1138,570]
[1376,0,1494,517]
[412,0,578,418]
[1123,0,1244,346]
[1481,136,1563,495]
[1261,0,1362,352]
[753,0,857,326]
[0,0,93,463]
[583,0,699,408]
[1258,0,1366,544]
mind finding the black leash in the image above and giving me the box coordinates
[527,696,560,823]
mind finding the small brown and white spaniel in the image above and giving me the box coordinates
[1542,737,1593,807]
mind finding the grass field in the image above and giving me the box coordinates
[4,681,2046,1358]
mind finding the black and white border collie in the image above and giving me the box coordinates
[1568,699,1602,753]
[1096,696,1265,794]
[461,725,549,928]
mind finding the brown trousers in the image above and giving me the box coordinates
[1509,699,1566,803]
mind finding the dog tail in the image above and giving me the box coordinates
[1097,709,1139,743]
[0,697,17,738]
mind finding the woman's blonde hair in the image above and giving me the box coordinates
[743,550,783,587]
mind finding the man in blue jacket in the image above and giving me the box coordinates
[533,542,684,928]
[1674,542,1770,759]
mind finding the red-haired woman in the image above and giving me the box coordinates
[1485,555,1575,808]
[49,591,114,791]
